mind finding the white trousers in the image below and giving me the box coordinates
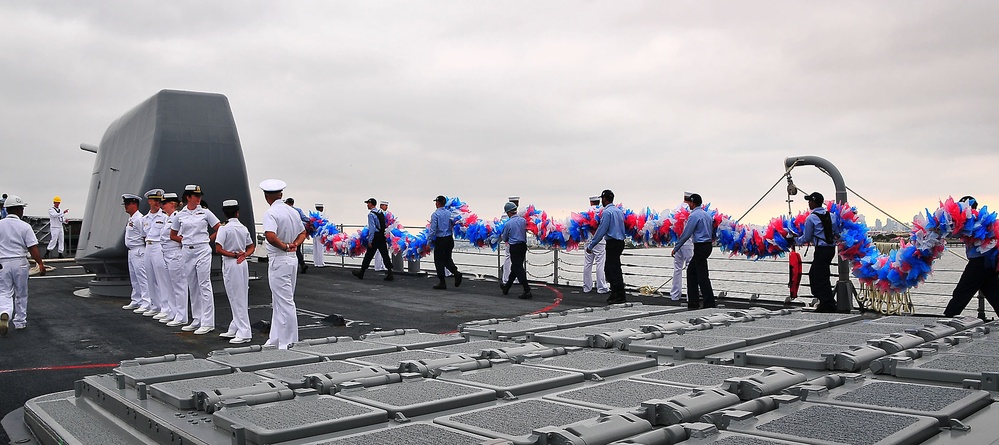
[672,242,694,299]
[127,246,148,308]
[163,247,187,323]
[0,257,29,326]
[183,244,214,328]
[266,253,299,349]
[374,249,385,271]
[583,241,609,293]
[47,226,64,253]
[312,237,325,267]
[222,257,251,339]
[143,243,167,313]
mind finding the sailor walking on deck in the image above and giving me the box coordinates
[670,192,696,301]
[260,179,307,349]
[170,185,221,335]
[46,196,68,259]
[141,189,171,321]
[353,198,394,281]
[215,200,254,344]
[582,195,609,295]
[160,193,188,327]
[312,203,325,268]
[121,194,149,313]
[501,195,521,285]
[0,195,46,336]
[374,200,391,272]
[500,202,533,299]
[674,193,716,309]
[944,196,999,317]
[587,190,626,305]
[792,192,838,313]
[428,195,462,290]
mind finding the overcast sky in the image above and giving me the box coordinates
[2,1,997,230]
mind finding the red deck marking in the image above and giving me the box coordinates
[0,363,118,374]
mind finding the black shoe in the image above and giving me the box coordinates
[384,273,394,281]
[815,304,838,313]
[352,270,364,280]
[518,292,534,299]
[300,264,308,274]
[44,250,50,259]
[59,253,64,259]
[500,284,510,295]
[454,272,463,288]
[433,283,447,290]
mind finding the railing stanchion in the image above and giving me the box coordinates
[552,249,559,285]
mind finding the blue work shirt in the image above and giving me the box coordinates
[293,206,307,223]
[588,204,625,250]
[501,214,527,245]
[796,208,835,247]
[367,208,385,243]
[428,207,453,241]
[676,207,714,248]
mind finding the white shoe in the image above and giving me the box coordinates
[153,312,169,320]
[158,317,171,324]
[133,307,149,314]
[142,309,158,317]
[596,289,610,294]
[229,337,251,344]
[122,303,138,310]
[219,331,237,338]
[670,296,681,301]
[194,326,214,335]
[181,324,199,332]
[166,320,184,327]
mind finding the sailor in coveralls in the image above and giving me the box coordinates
[0,195,46,336]
[215,199,254,344]
[260,179,307,349]
[170,185,221,335]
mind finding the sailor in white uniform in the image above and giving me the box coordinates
[160,193,188,327]
[312,203,325,267]
[0,195,46,336]
[141,189,172,319]
[260,179,307,349]
[502,195,521,284]
[46,196,68,258]
[215,200,254,344]
[170,185,221,335]
[374,200,391,271]
[670,192,696,301]
[121,194,149,313]
[582,195,610,294]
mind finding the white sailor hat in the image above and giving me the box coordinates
[222,199,239,207]
[162,192,180,202]
[684,191,694,200]
[315,203,324,208]
[121,194,141,204]
[259,179,286,193]
[589,195,600,202]
[144,188,165,200]
[507,196,520,202]
[183,184,203,195]
[379,200,389,206]
[3,195,26,208]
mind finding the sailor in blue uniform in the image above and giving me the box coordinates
[428,195,462,289]
[674,193,716,309]
[792,192,838,312]
[353,198,394,281]
[944,196,999,317]
[587,189,626,304]
[500,202,533,299]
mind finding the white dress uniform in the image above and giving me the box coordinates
[671,201,694,301]
[171,196,221,333]
[582,198,610,294]
[216,210,253,342]
[312,204,325,267]
[124,198,149,311]
[161,205,187,326]
[261,179,306,349]
[142,194,170,319]
[47,203,67,255]
[0,210,40,329]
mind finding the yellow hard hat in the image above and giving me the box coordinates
[53,196,61,203]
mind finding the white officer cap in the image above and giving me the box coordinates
[223,199,238,207]
[121,194,141,205]
[162,192,180,202]
[184,184,203,195]
[315,203,324,208]
[144,188,165,200]
[589,195,600,203]
[507,196,520,202]
[379,200,389,206]
[3,195,26,208]
[259,179,286,193]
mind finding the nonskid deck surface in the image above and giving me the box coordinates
[5,260,997,444]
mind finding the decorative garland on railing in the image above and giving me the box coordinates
[300,196,998,295]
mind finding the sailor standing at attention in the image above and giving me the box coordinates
[215,200,254,344]
[501,195,521,284]
[0,195,46,336]
[500,202,533,299]
[260,179,307,349]
[170,185,221,335]
[353,198,394,281]
[374,200,391,272]
[669,192,696,301]
[428,195,462,290]
[46,196,68,259]
[587,190,626,304]
[312,203,326,268]
[160,193,188,327]
[121,194,149,313]
[582,195,609,294]
[673,193,716,310]
[141,189,171,320]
